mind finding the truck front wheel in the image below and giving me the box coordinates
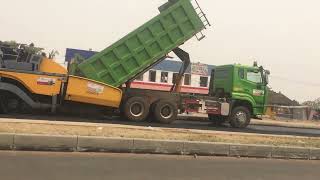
[153,100,178,124]
[123,97,150,122]
[229,106,251,128]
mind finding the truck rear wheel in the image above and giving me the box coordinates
[208,115,227,126]
[229,106,251,128]
[153,100,177,124]
[123,96,150,122]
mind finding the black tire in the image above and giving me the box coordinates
[153,100,178,124]
[229,106,251,128]
[122,96,150,122]
[208,115,228,126]
[145,102,157,122]
[0,94,5,114]
[0,91,32,114]
[2,95,21,114]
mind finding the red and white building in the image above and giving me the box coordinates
[130,60,214,95]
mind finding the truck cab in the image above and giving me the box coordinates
[209,63,270,128]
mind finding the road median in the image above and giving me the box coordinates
[0,117,320,149]
[0,133,320,160]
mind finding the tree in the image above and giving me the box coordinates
[302,98,320,110]
[49,50,59,59]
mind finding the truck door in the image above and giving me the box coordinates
[240,68,266,113]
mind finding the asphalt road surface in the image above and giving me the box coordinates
[0,151,319,180]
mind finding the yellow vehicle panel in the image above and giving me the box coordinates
[65,76,122,108]
[39,58,68,75]
[0,70,64,96]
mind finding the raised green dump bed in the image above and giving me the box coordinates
[74,0,208,87]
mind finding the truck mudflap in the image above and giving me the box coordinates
[65,76,122,108]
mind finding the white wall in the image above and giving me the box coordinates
[136,70,211,88]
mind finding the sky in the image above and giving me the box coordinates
[1,0,319,102]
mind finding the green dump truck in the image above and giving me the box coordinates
[115,62,270,128]
[66,0,271,128]
[0,0,270,128]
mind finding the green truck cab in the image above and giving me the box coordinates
[208,63,270,128]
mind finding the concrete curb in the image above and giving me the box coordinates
[0,133,319,160]
[0,133,14,150]
[14,134,77,152]
[184,141,230,156]
[77,136,133,153]
[133,139,184,154]
[229,144,273,158]
[272,146,310,160]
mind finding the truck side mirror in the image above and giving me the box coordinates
[265,70,270,75]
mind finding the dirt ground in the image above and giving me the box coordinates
[0,117,319,148]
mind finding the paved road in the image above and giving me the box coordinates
[1,114,320,137]
[0,151,319,180]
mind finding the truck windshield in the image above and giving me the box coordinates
[247,71,262,83]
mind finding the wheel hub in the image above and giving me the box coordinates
[130,102,144,117]
[235,111,247,124]
[160,105,173,119]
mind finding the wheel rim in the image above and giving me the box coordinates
[160,105,173,119]
[130,102,144,117]
[235,111,247,124]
